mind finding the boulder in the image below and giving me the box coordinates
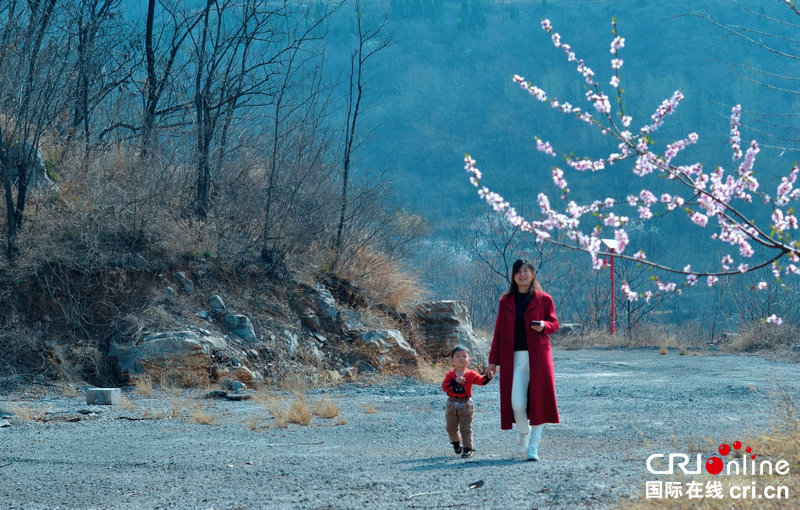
[415,300,491,365]
[176,272,194,294]
[354,329,417,367]
[109,331,217,380]
[208,295,227,314]
[222,314,257,343]
[310,283,337,320]
[284,330,299,356]
[6,141,56,189]
[338,309,366,332]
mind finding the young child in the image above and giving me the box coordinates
[441,345,493,458]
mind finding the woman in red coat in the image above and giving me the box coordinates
[486,259,559,461]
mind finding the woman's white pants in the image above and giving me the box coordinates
[512,350,532,436]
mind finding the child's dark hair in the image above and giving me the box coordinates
[450,345,470,357]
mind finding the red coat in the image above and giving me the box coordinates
[488,290,559,430]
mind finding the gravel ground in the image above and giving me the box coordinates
[2,347,799,509]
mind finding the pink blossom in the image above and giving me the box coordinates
[611,58,623,69]
[707,275,718,287]
[536,138,557,157]
[540,19,552,32]
[730,105,742,160]
[626,195,638,206]
[610,76,619,88]
[551,167,569,190]
[765,314,783,325]
[621,282,638,301]
[637,206,653,219]
[614,229,629,253]
[610,36,625,54]
[737,263,749,273]
[755,281,768,290]
[633,250,646,260]
[690,212,708,227]
[656,280,677,292]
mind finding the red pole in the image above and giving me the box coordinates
[610,248,616,335]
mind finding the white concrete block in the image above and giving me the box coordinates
[86,388,122,405]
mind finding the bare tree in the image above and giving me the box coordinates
[332,0,391,267]
[0,0,71,258]
[140,0,203,151]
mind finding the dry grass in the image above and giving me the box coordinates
[416,359,451,384]
[243,416,261,430]
[55,383,79,398]
[287,394,312,426]
[257,394,289,428]
[555,322,710,350]
[313,396,341,419]
[168,399,182,419]
[659,347,668,355]
[119,395,136,410]
[135,375,154,397]
[359,402,378,414]
[724,323,800,353]
[333,246,428,313]
[187,403,217,425]
[6,403,52,421]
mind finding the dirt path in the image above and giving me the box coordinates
[1,348,798,509]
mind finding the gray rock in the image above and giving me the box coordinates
[164,286,176,296]
[86,388,122,405]
[354,329,417,367]
[208,295,227,314]
[197,310,210,320]
[109,331,212,379]
[225,390,256,401]
[223,314,257,343]
[176,272,194,294]
[220,379,247,392]
[557,323,583,335]
[311,283,337,320]
[0,410,13,419]
[6,141,56,189]
[204,389,228,399]
[339,309,366,332]
[0,418,9,428]
[415,300,490,365]
[284,330,299,356]
[793,345,800,352]
[306,341,325,363]
[77,409,101,415]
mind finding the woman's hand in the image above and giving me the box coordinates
[531,320,545,333]
[485,364,497,378]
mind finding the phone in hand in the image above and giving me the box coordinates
[531,320,544,327]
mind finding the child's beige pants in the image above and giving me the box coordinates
[445,397,474,449]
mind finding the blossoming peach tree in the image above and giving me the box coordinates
[464,17,799,323]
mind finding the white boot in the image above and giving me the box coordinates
[527,425,544,461]
[517,432,530,457]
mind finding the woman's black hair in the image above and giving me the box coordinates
[503,258,543,297]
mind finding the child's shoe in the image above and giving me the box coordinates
[451,441,462,454]
[461,448,474,458]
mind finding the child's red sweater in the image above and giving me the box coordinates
[441,369,492,399]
